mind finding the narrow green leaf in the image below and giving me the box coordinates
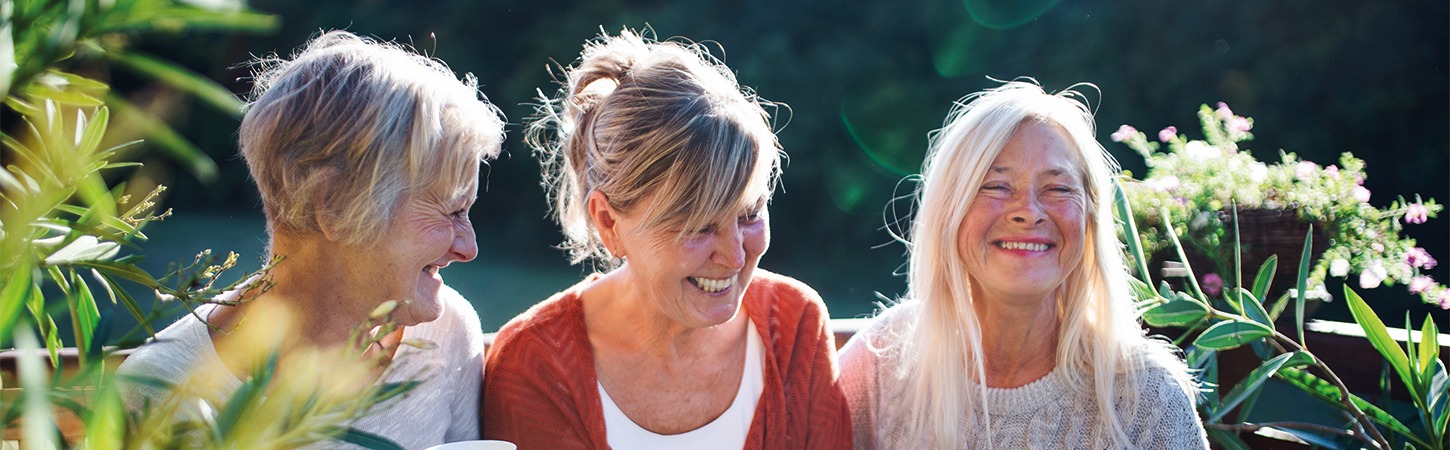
[1141,296,1210,327]
[1345,286,1417,399]
[75,105,110,158]
[0,266,35,346]
[1210,351,1309,423]
[15,326,57,449]
[1194,320,1273,350]
[102,7,281,34]
[1160,206,1206,300]
[1427,360,1448,440]
[43,235,120,265]
[71,271,101,352]
[1417,315,1439,377]
[108,51,243,116]
[334,427,406,450]
[1277,367,1429,448]
[105,93,218,183]
[1251,254,1277,306]
[1205,429,1251,450]
[1236,288,1273,329]
[84,383,126,447]
[1113,179,1152,280]
[1294,228,1313,347]
[76,260,157,287]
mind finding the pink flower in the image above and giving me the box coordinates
[1371,242,1385,253]
[1216,102,1234,120]
[1227,116,1253,135]
[1410,276,1435,294]
[1111,125,1136,143]
[1407,247,1438,269]
[1146,175,1181,192]
[1353,186,1371,203]
[1202,273,1224,297]
[1359,270,1385,289]
[1295,161,1318,180]
[1158,126,1177,143]
[1325,165,1340,179]
[1439,291,1450,310]
[1406,202,1429,224]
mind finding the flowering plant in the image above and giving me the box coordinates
[1113,103,1447,308]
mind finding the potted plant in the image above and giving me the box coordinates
[1111,103,1446,309]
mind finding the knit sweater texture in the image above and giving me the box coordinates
[115,286,486,449]
[481,269,853,449]
[839,302,1209,449]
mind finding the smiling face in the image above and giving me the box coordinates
[366,161,481,325]
[957,119,1087,304]
[599,174,772,329]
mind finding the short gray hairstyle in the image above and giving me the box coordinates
[239,30,505,245]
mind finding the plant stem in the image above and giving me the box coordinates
[1272,333,1392,449]
[1205,421,1361,444]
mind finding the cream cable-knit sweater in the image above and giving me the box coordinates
[840,302,1209,449]
[117,286,485,449]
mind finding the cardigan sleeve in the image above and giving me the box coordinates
[797,293,855,449]
[481,306,601,450]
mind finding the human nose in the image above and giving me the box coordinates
[451,221,478,263]
[711,221,746,269]
[1008,192,1047,226]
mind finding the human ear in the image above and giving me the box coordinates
[310,167,347,243]
[587,190,625,259]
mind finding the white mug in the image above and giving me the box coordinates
[424,440,517,450]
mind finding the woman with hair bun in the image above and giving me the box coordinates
[839,81,1207,449]
[482,29,852,449]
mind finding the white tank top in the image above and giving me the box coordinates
[598,320,765,449]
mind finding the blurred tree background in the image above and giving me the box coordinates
[107,0,1447,330]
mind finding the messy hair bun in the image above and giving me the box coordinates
[529,28,782,265]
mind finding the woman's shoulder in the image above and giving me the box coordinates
[747,269,823,303]
[489,279,591,357]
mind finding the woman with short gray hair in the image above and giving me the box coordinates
[117,30,505,448]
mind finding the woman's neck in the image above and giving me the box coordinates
[581,268,747,360]
[973,290,1060,388]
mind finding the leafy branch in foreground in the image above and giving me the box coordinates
[1119,179,1447,449]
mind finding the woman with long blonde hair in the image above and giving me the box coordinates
[839,81,1207,449]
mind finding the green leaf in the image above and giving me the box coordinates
[71,270,101,353]
[105,93,218,183]
[84,383,126,447]
[1205,429,1251,450]
[0,266,35,346]
[1427,360,1448,440]
[102,7,280,34]
[1277,367,1429,448]
[1417,315,1439,377]
[15,326,57,449]
[108,51,244,117]
[1210,351,1311,423]
[1236,288,1273,329]
[1345,286,1417,399]
[1141,296,1210,327]
[1160,206,1206,300]
[1194,319,1273,350]
[76,260,157,287]
[43,235,120,265]
[334,427,406,450]
[1114,179,1152,280]
[1295,228,1313,347]
[1251,254,1277,306]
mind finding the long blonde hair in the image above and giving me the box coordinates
[885,81,1194,448]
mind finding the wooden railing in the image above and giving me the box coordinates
[1,319,1444,448]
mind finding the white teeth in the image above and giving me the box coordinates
[997,241,1049,251]
[424,266,440,275]
[690,275,737,293]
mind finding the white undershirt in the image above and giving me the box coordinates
[599,320,765,449]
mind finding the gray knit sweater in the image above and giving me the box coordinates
[839,303,1209,449]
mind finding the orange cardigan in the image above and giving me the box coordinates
[482,270,852,449]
